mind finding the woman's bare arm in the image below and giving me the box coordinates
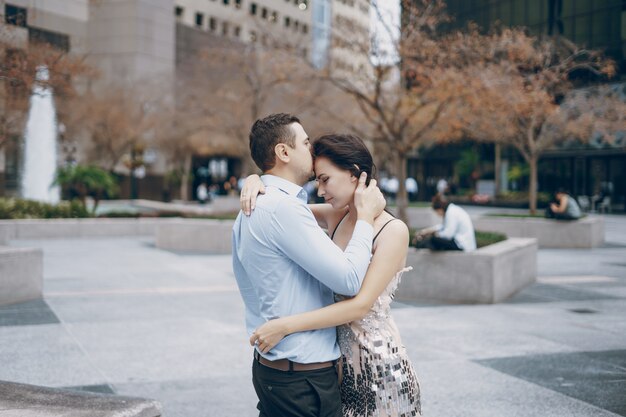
[250,220,409,353]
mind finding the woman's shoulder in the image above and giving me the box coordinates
[374,213,409,239]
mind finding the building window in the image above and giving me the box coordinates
[234,26,241,37]
[5,4,27,27]
[222,21,229,36]
[294,20,300,31]
[271,11,278,23]
[235,0,242,9]
[285,16,291,27]
[223,0,230,5]
[195,12,204,27]
[302,23,308,34]
[174,6,184,18]
[209,17,217,31]
[28,27,70,51]
[250,3,257,15]
[250,30,257,42]
[262,7,268,19]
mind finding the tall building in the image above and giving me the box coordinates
[445,0,626,77]
[0,0,373,199]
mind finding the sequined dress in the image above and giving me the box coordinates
[336,267,421,417]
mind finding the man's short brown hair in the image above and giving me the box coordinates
[249,113,301,172]
[432,194,450,211]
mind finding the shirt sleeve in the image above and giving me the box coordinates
[437,209,458,240]
[270,198,373,296]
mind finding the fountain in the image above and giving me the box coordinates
[20,66,61,204]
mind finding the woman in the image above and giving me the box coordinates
[242,134,422,417]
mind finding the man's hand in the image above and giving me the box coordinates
[354,173,386,225]
[240,174,265,215]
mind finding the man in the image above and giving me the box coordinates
[545,188,582,220]
[413,195,476,251]
[232,113,385,417]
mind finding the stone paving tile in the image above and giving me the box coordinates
[0,300,60,327]
[475,350,626,416]
[2,211,626,416]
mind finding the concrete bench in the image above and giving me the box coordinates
[0,380,161,417]
[396,238,537,304]
[472,215,604,248]
[0,246,43,307]
[155,219,234,254]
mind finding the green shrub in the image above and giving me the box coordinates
[0,198,90,219]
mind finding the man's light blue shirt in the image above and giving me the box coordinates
[232,175,374,363]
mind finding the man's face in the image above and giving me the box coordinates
[286,123,313,184]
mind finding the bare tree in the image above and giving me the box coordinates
[459,28,622,213]
[311,0,494,223]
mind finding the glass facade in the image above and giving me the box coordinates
[311,0,331,68]
[445,0,626,76]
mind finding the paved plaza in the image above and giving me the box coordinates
[1,208,625,417]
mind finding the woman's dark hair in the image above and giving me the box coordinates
[431,194,450,211]
[249,113,300,172]
[312,134,377,185]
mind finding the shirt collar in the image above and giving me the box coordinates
[262,174,308,203]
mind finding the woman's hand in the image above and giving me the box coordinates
[240,174,265,215]
[249,318,289,354]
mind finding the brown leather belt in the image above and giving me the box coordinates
[254,350,335,372]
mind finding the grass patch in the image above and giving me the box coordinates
[486,213,587,219]
[475,230,507,248]
[409,227,507,248]
[486,213,545,218]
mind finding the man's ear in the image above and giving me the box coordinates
[274,143,290,163]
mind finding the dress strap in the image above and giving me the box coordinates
[373,218,399,243]
[330,211,350,240]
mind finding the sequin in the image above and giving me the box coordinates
[336,268,421,417]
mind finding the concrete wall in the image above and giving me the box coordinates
[0,246,43,306]
[155,219,233,253]
[396,238,537,304]
[87,0,176,87]
[0,219,166,243]
[472,216,604,248]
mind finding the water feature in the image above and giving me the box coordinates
[21,66,60,203]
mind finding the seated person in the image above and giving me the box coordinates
[545,189,582,220]
[413,195,477,251]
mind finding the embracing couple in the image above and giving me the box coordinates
[232,113,421,417]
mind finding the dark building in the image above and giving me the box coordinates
[407,0,626,212]
[445,0,626,77]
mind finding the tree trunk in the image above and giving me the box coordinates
[394,152,409,225]
[494,143,501,197]
[180,153,192,201]
[529,155,538,215]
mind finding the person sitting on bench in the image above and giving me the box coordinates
[413,195,476,251]
[545,189,582,221]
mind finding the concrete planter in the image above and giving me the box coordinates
[0,246,43,306]
[0,219,168,244]
[472,215,604,248]
[0,380,161,417]
[396,238,537,304]
[155,219,235,254]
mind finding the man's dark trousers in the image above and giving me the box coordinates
[252,358,342,417]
